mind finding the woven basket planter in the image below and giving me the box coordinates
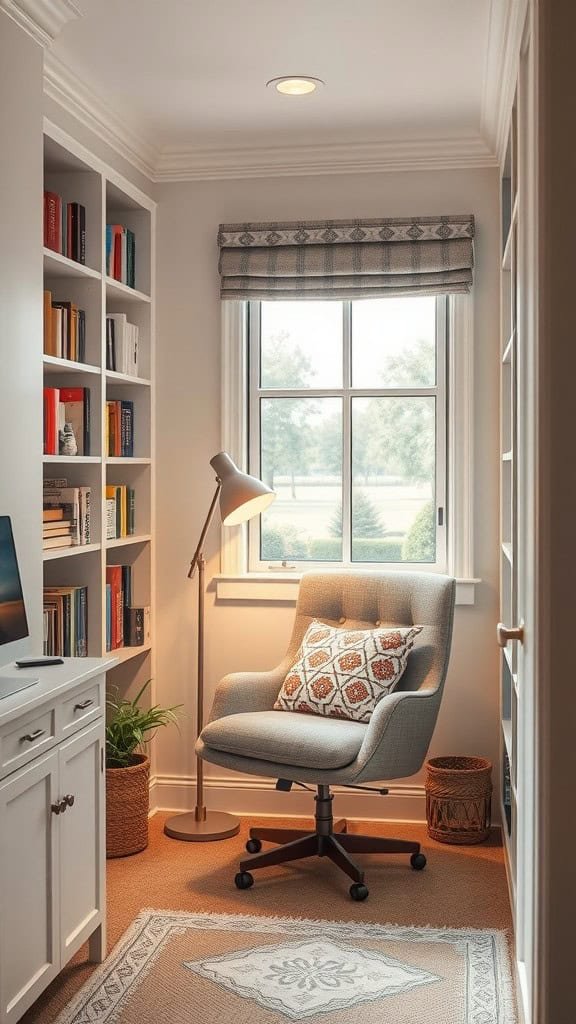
[106,754,150,858]
[425,756,492,845]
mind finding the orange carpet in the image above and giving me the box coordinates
[22,813,512,1023]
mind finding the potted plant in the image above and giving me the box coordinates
[106,681,180,857]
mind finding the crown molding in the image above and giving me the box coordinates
[0,0,80,47]
[155,135,497,182]
[43,50,159,180]
[481,0,528,165]
[42,53,499,184]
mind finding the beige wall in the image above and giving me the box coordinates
[153,166,501,819]
[0,14,44,649]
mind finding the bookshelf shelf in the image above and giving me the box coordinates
[43,455,102,464]
[43,119,156,692]
[43,248,101,281]
[44,355,101,376]
[105,277,151,304]
[106,534,152,549]
[106,457,152,465]
[105,370,151,387]
[43,542,102,562]
[110,643,152,666]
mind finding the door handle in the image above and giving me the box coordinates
[20,728,46,743]
[63,794,75,808]
[497,621,524,647]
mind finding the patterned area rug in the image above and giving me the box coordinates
[55,910,516,1023]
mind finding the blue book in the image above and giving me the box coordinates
[105,225,112,277]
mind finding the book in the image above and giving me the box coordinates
[43,535,73,550]
[127,487,135,535]
[106,224,136,288]
[43,387,59,455]
[106,498,116,540]
[43,508,64,522]
[125,606,150,647]
[44,191,61,252]
[105,565,123,649]
[42,524,72,537]
[105,584,112,652]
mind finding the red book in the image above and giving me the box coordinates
[43,387,59,455]
[67,204,73,261]
[105,566,123,648]
[109,225,123,280]
[44,192,62,252]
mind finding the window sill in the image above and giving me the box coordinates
[214,573,480,606]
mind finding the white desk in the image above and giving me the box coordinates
[0,657,117,1024]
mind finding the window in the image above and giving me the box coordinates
[247,297,447,572]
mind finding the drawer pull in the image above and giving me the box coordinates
[74,698,94,712]
[21,729,46,743]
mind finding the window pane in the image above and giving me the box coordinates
[352,297,436,388]
[352,397,436,562]
[260,398,342,561]
[260,301,343,389]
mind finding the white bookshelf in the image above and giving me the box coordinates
[42,120,156,694]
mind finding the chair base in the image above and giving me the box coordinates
[238,785,424,896]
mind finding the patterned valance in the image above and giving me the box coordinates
[217,215,475,300]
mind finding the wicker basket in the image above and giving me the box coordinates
[425,756,492,845]
[106,754,150,858]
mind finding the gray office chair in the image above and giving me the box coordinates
[197,570,455,900]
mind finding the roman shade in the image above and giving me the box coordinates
[217,215,475,300]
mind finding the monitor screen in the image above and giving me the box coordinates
[0,516,29,647]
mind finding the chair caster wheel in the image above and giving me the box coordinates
[350,883,369,901]
[410,852,427,870]
[246,838,262,854]
[235,871,254,890]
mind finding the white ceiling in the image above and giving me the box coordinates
[53,0,495,157]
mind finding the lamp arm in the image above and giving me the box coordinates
[188,480,222,578]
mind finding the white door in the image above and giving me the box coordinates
[498,19,537,1021]
[59,722,105,965]
[0,751,60,1024]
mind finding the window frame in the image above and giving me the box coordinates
[247,297,447,573]
[218,293,477,605]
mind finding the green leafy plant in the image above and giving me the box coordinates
[401,500,436,562]
[106,680,181,769]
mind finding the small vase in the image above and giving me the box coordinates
[59,421,78,456]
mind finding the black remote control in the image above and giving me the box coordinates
[15,657,64,668]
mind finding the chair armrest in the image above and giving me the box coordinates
[209,660,291,721]
[354,687,441,782]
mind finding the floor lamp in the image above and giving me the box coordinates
[164,452,275,841]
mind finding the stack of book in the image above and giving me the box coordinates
[43,508,73,551]
[106,224,135,288]
[43,478,91,545]
[106,484,135,539]
[105,313,139,376]
[44,191,86,264]
[44,387,91,456]
[44,291,86,362]
[43,585,88,657]
[106,399,134,457]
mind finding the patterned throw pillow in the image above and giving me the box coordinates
[274,619,422,723]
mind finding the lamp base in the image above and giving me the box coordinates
[163,809,240,842]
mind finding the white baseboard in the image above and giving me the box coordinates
[149,774,427,823]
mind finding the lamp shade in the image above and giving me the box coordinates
[210,452,275,525]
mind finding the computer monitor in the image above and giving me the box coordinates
[0,516,36,698]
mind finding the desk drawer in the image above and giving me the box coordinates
[0,707,56,774]
[60,681,103,737]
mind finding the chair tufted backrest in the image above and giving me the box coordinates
[286,571,455,699]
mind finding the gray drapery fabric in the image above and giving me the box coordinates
[217,215,475,300]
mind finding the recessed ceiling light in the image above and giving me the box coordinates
[267,76,324,96]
